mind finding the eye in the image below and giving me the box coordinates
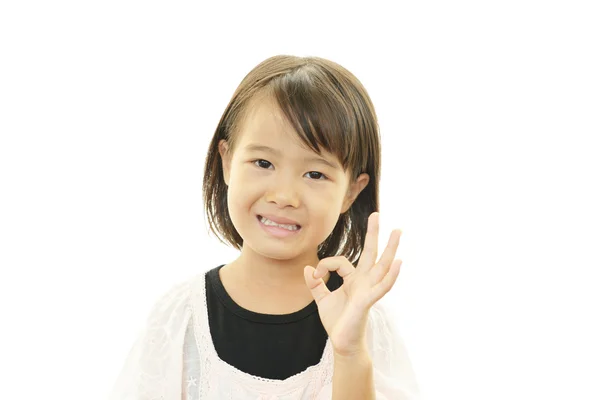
[252,159,328,180]
[304,171,328,180]
[253,159,273,169]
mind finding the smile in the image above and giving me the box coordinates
[257,215,302,238]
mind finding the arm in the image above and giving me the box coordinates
[332,349,376,400]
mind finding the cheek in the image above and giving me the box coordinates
[307,205,345,246]
[228,167,256,196]
[311,193,345,225]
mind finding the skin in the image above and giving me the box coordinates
[217,94,370,313]
[304,212,402,356]
[309,212,402,399]
[218,95,403,361]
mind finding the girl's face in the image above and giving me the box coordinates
[218,96,369,262]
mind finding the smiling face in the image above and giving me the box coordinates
[218,95,369,264]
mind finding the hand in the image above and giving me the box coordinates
[303,212,402,357]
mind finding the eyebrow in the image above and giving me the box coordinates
[244,144,338,169]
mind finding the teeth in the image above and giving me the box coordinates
[260,216,299,231]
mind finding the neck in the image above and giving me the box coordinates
[226,244,329,293]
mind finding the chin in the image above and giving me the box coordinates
[244,236,304,260]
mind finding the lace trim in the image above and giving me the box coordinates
[189,272,334,397]
[135,280,192,400]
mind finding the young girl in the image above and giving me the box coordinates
[109,55,420,399]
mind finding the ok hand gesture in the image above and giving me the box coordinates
[303,212,402,357]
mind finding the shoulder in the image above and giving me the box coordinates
[365,301,407,370]
[367,301,395,334]
[366,301,421,398]
[144,273,200,326]
[109,274,202,399]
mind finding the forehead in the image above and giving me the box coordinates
[238,97,299,144]
[237,97,339,164]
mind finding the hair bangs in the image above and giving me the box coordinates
[266,67,363,179]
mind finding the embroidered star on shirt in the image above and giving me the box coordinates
[186,376,197,388]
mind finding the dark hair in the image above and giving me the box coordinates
[202,55,381,267]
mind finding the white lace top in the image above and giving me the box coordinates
[109,272,420,399]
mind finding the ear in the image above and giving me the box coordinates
[341,173,370,214]
[218,139,232,186]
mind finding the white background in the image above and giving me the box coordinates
[1,1,599,399]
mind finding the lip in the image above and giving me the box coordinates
[257,214,301,227]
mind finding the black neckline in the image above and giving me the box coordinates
[206,264,342,324]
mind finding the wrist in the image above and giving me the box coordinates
[333,346,372,364]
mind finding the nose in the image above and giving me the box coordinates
[265,174,300,208]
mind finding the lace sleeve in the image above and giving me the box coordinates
[109,280,192,400]
[315,302,420,400]
[367,302,421,400]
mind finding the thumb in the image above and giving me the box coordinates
[303,265,330,303]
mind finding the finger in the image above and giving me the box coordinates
[357,212,379,272]
[370,259,402,305]
[313,256,356,280]
[371,229,402,285]
[304,265,331,303]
